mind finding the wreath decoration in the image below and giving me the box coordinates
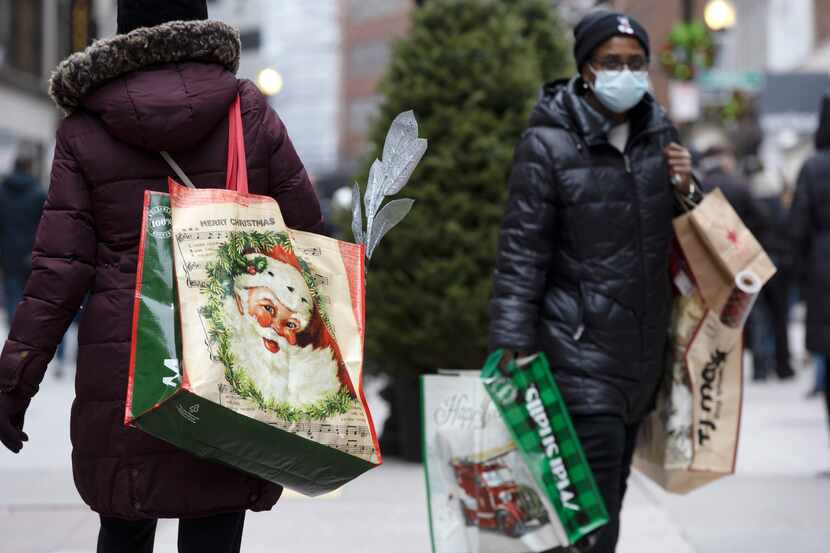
[660,21,716,81]
[201,230,354,422]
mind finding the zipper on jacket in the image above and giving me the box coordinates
[622,146,650,360]
[623,152,647,357]
[573,282,586,341]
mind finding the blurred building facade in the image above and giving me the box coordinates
[0,0,69,180]
[207,0,341,179]
[706,0,830,192]
[1,0,345,184]
[340,0,415,171]
[0,0,114,181]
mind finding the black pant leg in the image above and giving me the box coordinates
[568,415,628,553]
[178,512,246,553]
[768,274,794,376]
[97,516,157,553]
[748,293,774,380]
[616,421,642,506]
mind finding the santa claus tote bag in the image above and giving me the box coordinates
[421,351,608,552]
[126,97,426,495]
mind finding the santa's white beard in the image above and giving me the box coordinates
[223,297,342,408]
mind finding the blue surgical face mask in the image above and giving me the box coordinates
[588,65,650,114]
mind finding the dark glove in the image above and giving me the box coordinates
[0,392,30,453]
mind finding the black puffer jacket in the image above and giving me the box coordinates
[490,78,680,423]
[789,98,830,355]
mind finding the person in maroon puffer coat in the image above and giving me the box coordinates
[0,2,324,551]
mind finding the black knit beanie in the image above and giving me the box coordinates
[117,0,208,35]
[573,11,650,69]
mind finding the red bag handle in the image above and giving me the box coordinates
[225,95,249,194]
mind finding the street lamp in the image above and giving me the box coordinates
[332,186,353,211]
[256,68,284,96]
[704,0,737,31]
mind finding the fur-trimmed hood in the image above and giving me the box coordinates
[49,19,240,114]
[49,20,243,152]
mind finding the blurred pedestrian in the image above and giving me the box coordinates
[789,94,830,452]
[490,11,698,553]
[808,354,826,398]
[755,183,796,380]
[699,144,763,232]
[701,145,796,381]
[0,156,45,321]
[0,1,324,552]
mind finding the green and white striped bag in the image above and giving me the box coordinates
[422,351,607,552]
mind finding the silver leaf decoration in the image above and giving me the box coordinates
[351,181,364,245]
[367,198,415,260]
[354,110,427,268]
[381,110,428,197]
[364,158,384,240]
[364,111,428,244]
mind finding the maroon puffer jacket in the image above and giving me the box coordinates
[0,20,324,519]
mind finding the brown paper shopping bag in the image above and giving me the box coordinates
[677,188,776,312]
[634,227,747,494]
[685,311,743,475]
[634,290,738,494]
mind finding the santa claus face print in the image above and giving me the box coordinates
[203,235,355,416]
[224,282,344,411]
[235,286,304,351]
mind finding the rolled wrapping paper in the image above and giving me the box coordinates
[720,270,763,328]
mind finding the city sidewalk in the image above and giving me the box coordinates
[1,368,825,552]
[0,317,827,552]
[626,370,829,553]
[0,369,692,553]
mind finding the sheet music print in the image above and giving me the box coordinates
[174,228,339,298]
[217,384,377,462]
[300,247,322,257]
[175,228,231,288]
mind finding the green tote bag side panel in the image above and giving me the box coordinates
[127,191,183,421]
[481,350,610,544]
[135,390,375,496]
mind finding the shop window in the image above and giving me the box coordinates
[240,29,261,51]
[349,40,391,77]
[348,0,411,23]
[0,0,43,77]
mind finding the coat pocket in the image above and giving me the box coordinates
[581,288,641,361]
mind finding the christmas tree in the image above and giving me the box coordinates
[360,0,572,374]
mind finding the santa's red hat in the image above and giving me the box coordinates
[233,252,313,330]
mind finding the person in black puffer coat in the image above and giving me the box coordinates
[490,11,698,553]
[0,156,46,319]
[790,94,830,445]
